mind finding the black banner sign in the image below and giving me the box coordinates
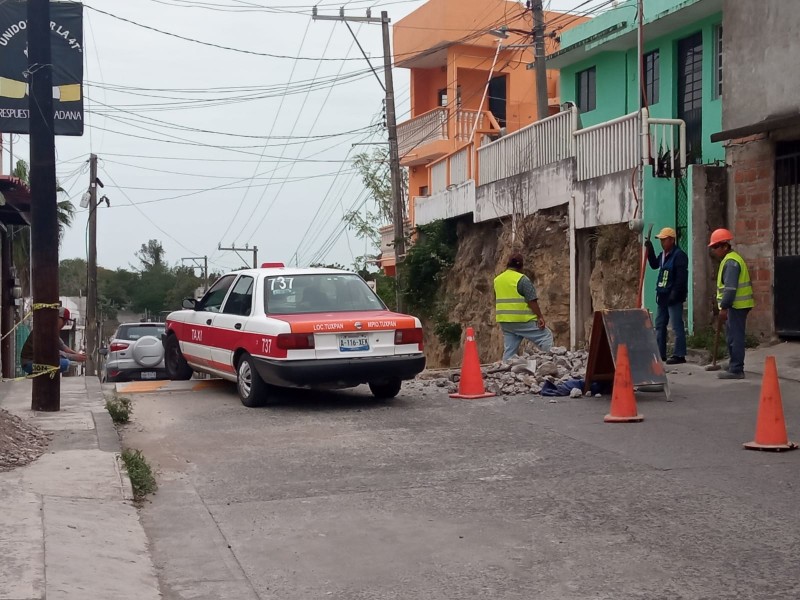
[0,1,84,136]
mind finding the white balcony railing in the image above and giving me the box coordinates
[450,145,469,186]
[574,111,640,181]
[431,160,448,194]
[397,107,447,158]
[477,107,578,186]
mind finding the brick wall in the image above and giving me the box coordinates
[727,136,774,339]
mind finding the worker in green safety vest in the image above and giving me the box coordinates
[709,228,754,379]
[494,252,554,361]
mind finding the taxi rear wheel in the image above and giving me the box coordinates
[368,378,402,399]
[237,353,268,407]
[165,334,193,381]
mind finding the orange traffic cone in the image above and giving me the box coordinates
[604,344,643,423]
[744,356,798,451]
[449,327,495,399]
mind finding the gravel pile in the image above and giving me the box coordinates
[408,346,589,396]
[0,408,51,471]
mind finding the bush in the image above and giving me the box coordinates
[687,325,760,360]
[106,396,131,424]
[433,314,462,347]
[400,220,458,317]
[121,449,157,500]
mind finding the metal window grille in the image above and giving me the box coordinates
[643,50,660,105]
[676,176,689,250]
[576,67,596,113]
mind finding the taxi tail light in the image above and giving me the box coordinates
[109,342,130,352]
[277,333,315,350]
[395,327,423,349]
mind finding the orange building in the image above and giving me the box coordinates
[392,0,586,227]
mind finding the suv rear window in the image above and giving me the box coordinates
[117,324,166,341]
[264,274,384,314]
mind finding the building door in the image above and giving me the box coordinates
[677,33,703,164]
[488,75,507,128]
[774,143,800,337]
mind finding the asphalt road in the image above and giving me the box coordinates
[120,364,800,600]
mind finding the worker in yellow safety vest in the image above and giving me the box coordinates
[709,228,754,379]
[494,252,554,361]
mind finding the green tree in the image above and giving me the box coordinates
[59,258,87,296]
[345,148,408,271]
[165,265,201,310]
[12,159,77,295]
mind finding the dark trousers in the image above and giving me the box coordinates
[655,302,686,360]
[726,307,750,374]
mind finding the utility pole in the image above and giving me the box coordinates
[530,0,549,120]
[313,8,406,312]
[86,154,98,377]
[28,0,60,411]
[381,11,406,312]
[182,256,208,292]
[218,244,258,268]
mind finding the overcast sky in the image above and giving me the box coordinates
[1,0,610,275]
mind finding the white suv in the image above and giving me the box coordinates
[162,265,426,407]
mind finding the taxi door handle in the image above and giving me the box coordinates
[206,319,212,325]
[234,323,242,330]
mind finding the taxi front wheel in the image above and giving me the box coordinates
[237,353,268,408]
[369,378,402,399]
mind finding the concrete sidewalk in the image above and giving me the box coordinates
[0,377,161,600]
[744,340,800,381]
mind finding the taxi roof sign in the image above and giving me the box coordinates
[261,262,285,268]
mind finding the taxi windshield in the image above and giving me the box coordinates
[264,273,385,314]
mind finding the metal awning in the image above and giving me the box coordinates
[0,176,32,226]
[711,112,800,143]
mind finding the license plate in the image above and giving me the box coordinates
[141,371,157,380]
[339,334,369,352]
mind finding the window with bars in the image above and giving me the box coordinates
[576,67,596,113]
[713,25,723,99]
[642,50,660,105]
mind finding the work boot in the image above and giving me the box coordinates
[666,356,686,365]
[717,371,745,380]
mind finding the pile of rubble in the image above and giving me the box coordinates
[409,346,589,397]
[0,408,51,472]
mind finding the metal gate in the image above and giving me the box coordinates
[774,147,800,337]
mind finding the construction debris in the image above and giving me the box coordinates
[410,346,589,396]
[0,408,51,472]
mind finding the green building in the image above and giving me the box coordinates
[549,0,725,330]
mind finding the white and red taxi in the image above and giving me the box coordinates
[162,263,426,406]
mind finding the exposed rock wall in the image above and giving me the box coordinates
[422,208,570,368]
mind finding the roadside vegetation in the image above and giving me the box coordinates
[687,325,760,360]
[105,396,132,424]
[121,449,157,500]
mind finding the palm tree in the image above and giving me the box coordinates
[12,159,77,294]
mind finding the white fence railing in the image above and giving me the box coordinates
[574,111,639,181]
[477,107,578,185]
[397,107,447,158]
[450,146,470,186]
[431,160,448,194]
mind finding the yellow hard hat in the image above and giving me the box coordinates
[655,227,677,239]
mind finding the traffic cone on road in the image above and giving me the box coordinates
[604,344,643,423]
[744,356,797,452]
[449,327,495,399]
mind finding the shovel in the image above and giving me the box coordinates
[705,317,722,371]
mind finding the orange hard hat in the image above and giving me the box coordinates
[708,228,733,247]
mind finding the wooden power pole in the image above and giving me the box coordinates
[86,154,98,376]
[28,0,61,411]
[313,8,406,312]
[531,0,549,120]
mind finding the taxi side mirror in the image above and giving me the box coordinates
[182,298,198,310]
